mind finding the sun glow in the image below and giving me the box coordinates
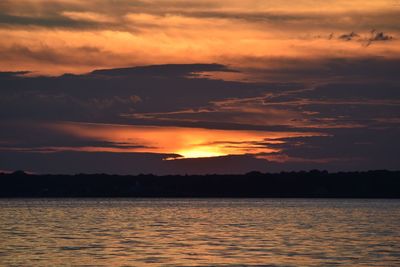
[176,147,225,159]
[46,122,322,159]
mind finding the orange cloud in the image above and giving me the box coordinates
[0,0,398,75]
[48,122,322,159]
[61,11,116,23]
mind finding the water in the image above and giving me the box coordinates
[0,199,399,266]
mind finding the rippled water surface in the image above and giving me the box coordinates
[1,199,400,266]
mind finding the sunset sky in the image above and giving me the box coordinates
[1,0,399,174]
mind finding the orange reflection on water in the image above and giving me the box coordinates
[1,199,400,266]
[51,122,320,159]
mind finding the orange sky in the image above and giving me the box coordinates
[43,122,322,159]
[0,0,399,75]
[0,0,399,173]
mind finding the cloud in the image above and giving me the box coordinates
[263,127,400,171]
[0,58,399,173]
[61,11,116,23]
[1,60,398,131]
[365,31,394,46]
[90,63,236,77]
[0,1,399,173]
[0,63,267,123]
[329,30,395,46]
[338,31,360,41]
[0,1,400,75]
[0,13,98,29]
[1,148,359,175]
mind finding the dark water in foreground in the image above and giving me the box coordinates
[0,199,399,266]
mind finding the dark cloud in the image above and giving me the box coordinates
[332,30,395,46]
[265,127,400,171]
[0,120,152,151]
[338,31,360,41]
[2,146,397,175]
[237,57,400,83]
[366,31,394,46]
[1,1,400,34]
[1,61,399,173]
[0,150,297,175]
[0,13,99,29]
[0,63,273,122]
[2,58,398,123]
[0,151,175,175]
[0,44,122,67]
[181,10,400,31]
[0,1,398,174]
[90,63,237,77]
[0,71,29,78]
[116,60,400,131]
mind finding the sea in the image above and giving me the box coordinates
[1,199,399,266]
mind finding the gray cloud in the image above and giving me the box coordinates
[0,13,98,29]
[366,31,394,46]
[264,127,400,171]
[1,61,399,173]
[1,2,400,34]
[0,44,124,67]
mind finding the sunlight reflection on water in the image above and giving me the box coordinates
[0,199,399,266]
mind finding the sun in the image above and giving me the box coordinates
[177,146,225,159]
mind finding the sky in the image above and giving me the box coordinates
[0,0,399,174]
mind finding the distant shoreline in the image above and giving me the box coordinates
[1,170,399,198]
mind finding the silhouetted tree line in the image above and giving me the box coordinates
[0,170,399,198]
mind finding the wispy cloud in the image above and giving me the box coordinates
[0,1,399,74]
[0,1,399,173]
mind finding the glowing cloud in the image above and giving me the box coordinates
[47,122,322,159]
[0,0,398,75]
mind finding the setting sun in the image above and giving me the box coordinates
[175,147,225,159]
[44,122,321,160]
